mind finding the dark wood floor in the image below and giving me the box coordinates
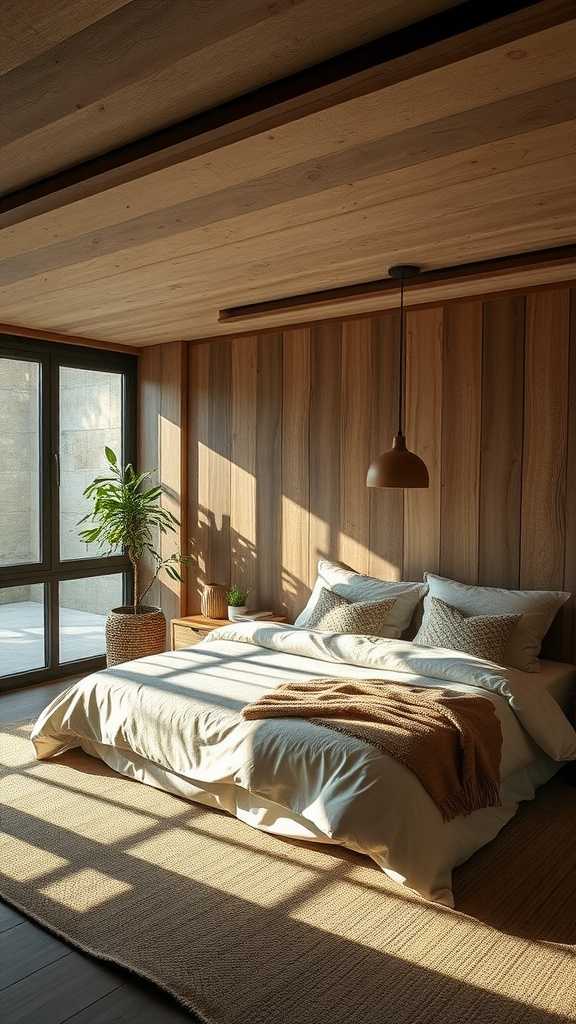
[0,678,198,1023]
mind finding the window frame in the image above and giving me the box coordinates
[0,334,137,690]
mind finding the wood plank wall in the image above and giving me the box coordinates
[151,286,576,660]
[138,341,187,631]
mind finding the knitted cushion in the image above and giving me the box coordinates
[306,587,396,637]
[414,597,520,665]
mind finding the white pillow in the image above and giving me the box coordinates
[420,573,570,673]
[295,559,427,638]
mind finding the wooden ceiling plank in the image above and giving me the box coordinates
[0,1,461,193]
[1,0,574,229]
[1,0,289,148]
[0,321,137,353]
[2,75,576,288]
[0,0,131,75]
[2,154,574,323]
[3,15,575,259]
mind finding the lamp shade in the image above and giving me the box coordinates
[366,432,429,489]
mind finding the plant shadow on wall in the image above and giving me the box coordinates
[187,330,405,620]
[188,505,306,616]
[2,725,576,1024]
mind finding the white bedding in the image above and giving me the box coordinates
[31,623,576,906]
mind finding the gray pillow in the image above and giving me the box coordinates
[414,597,520,665]
[306,587,396,637]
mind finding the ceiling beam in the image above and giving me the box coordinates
[0,322,139,354]
[218,244,576,321]
[0,0,573,231]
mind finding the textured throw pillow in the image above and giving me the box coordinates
[422,573,570,672]
[295,559,427,638]
[306,587,397,637]
[414,597,520,665]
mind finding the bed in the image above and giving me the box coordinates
[31,620,576,906]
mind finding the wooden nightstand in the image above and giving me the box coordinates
[171,614,287,650]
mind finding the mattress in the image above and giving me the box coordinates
[31,624,576,906]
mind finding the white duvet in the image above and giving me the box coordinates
[31,623,576,905]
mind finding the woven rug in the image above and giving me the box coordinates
[2,722,576,1024]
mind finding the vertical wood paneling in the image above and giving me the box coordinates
[403,307,443,580]
[281,328,310,620]
[176,286,576,658]
[230,337,257,599]
[562,289,576,661]
[138,342,186,629]
[206,341,231,586]
[187,342,209,612]
[368,314,403,581]
[479,296,525,587]
[256,334,283,609]
[521,289,570,589]
[309,323,342,584]
[138,344,162,609]
[159,341,187,622]
[339,321,371,574]
[440,301,483,583]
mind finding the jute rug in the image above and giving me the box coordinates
[2,722,576,1024]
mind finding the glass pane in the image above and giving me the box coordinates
[59,574,123,663]
[0,583,45,677]
[0,358,41,566]
[59,366,123,561]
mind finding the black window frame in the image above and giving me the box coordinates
[0,334,137,690]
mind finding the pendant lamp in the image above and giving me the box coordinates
[366,265,429,489]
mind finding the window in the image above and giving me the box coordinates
[0,336,136,688]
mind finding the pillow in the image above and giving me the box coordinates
[306,587,397,637]
[421,573,570,672]
[414,597,520,665]
[296,559,427,638]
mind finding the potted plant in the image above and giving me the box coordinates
[227,585,248,621]
[79,447,187,666]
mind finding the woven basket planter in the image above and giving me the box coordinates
[105,606,166,667]
[200,583,228,619]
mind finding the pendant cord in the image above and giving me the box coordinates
[398,274,405,437]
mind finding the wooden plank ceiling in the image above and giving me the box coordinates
[1,0,576,346]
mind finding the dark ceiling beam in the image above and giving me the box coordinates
[218,244,576,321]
[1,0,574,230]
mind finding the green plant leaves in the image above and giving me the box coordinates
[104,446,117,466]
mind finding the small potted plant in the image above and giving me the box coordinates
[227,585,248,621]
[79,447,188,666]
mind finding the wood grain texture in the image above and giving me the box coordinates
[309,324,342,582]
[2,13,576,343]
[231,338,258,598]
[138,342,187,627]
[206,342,232,588]
[562,288,576,661]
[152,283,575,657]
[403,307,444,580]
[1,0,460,195]
[479,296,525,586]
[281,329,311,619]
[440,301,483,582]
[368,315,404,581]
[187,343,210,612]
[521,289,570,589]
[340,321,372,574]
[256,334,283,609]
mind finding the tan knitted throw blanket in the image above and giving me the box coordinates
[242,679,502,821]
